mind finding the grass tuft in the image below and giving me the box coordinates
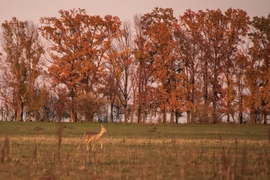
[1,136,11,163]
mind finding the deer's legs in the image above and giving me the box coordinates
[99,141,103,150]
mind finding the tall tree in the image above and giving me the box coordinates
[133,14,153,123]
[179,9,249,123]
[0,18,44,121]
[177,9,205,123]
[107,21,135,123]
[140,7,188,123]
[40,9,121,122]
[234,49,249,124]
[221,8,249,123]
[246,13,270,124]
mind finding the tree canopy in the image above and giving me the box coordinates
[0,8,269,124]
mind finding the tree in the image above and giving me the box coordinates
[177,9,205,123]
[201,9,249,123]
[246,13,270,124]
[106,21,135,123]
[234,50,249,124]
[133,13,153,123]
[221,8,249,123]
[40,9,121,122]
[178,9,249,123]
[0,18,44,121]
[140,7,189,123]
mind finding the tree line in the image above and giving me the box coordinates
[0,7,269,124]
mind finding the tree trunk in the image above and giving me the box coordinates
[250,112,255,124]
[263,113,267,124]
[70,100,78,122]
[130,103,135,123]
[69,110,73,122]
[212,101,218,123]
[15,102,22,122]
[44,110,48,122]
[110,104,114,123]
[20,107,24,122]
[34,111,38,122]
[175,111,179,124]
[239,112,243,124]
[110,95,115,123]
[137,98,142,123]
[162,108,167,123]
[170,111,174,124]
[123,104,127,123]
[187,111,191,123]
[149,109,153,124]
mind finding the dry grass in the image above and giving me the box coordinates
[0,123,269,179]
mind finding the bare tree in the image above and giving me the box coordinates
[106,20,135,123]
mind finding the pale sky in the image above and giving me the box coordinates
[0,0,269,25]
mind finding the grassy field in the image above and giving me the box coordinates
[0,122,269,180]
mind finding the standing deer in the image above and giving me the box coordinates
[77,124,108,151]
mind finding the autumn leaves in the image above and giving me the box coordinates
[39,9,122,122]
[0,8,269,124]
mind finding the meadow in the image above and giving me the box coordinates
[0,122,269,180]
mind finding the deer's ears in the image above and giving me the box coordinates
[101,124,104,127]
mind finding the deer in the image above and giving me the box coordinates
[77,124,108,151]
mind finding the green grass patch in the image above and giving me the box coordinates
[0,122,269,179]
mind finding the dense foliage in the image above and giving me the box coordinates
[0,8,269,124]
